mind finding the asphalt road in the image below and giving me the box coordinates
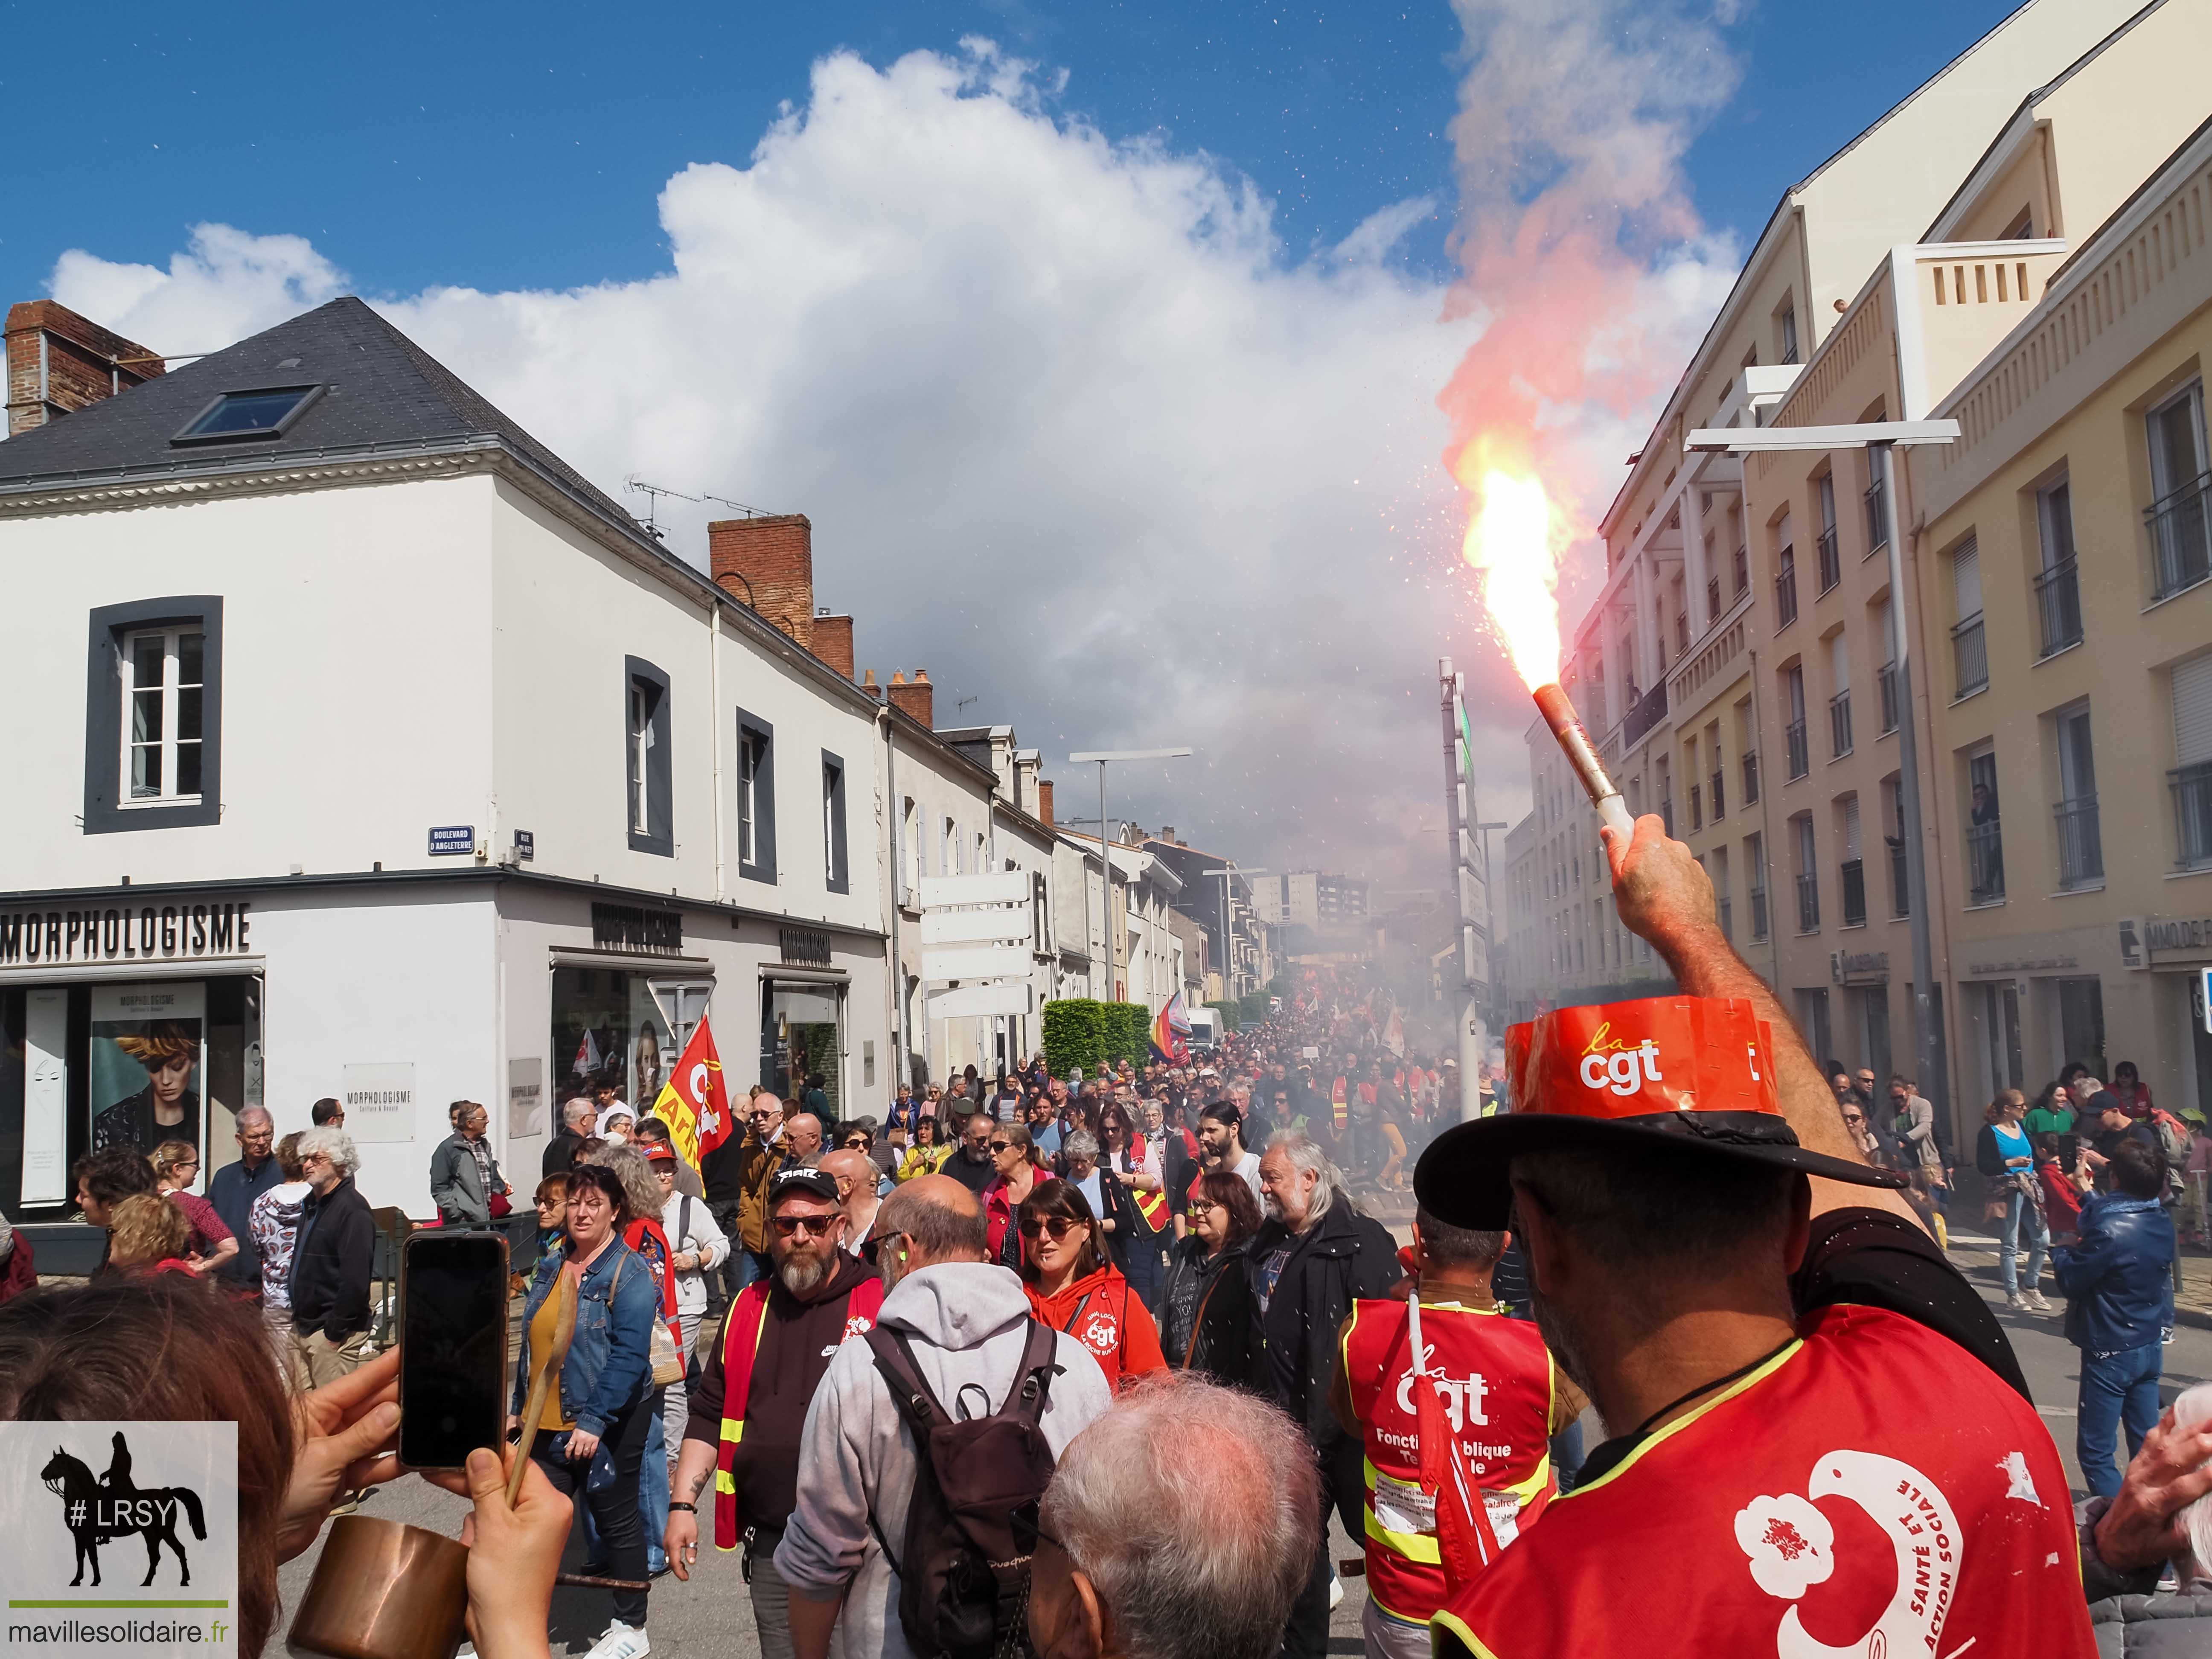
[275,1263,2212,1657]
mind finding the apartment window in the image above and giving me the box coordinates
[1816,474,1840,593]
[1708,721,1725,821]
[1838,795,1865,928]
[2054,703,2103,889]
[2002,207,2034,240]
[1793,815,1820,933]
[1875,599,1899,735]
[1778,302,1799,367]
[84,598,225,834]
[1828,632,1853,759]
[2171,653,2212,869]
[1746,832,1769,940]
[1784,665,1809,781]
[1733,539,1749,597]
[1711,845,1732,941]
[943,817,958,877]
[1740,698,1760,804]
[736,709,777,882]
[624,658,672,856]
[1775,514,1799,629]
[1883,778,1909,918]
[1965,747,2004,904]
[1950,538,1987,697]
[2145,381,2210,600]
[2035,477,2082,655]
[901,797,921,898]
[821,752,850,893]
[1795,988,1832,1063]
[1863,449,1889,557]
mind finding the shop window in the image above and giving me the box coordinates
[551,967,710,1106]
[763,981,844,1116]
[83,597,224,834]
[736,710,777,883]
[822,751,850,894]
[623,657,672,857]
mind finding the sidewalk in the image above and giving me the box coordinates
[1947,1228,2212,1331]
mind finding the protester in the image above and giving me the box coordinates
[547,1095,597,1179]
[151,1140,240,1275]
[512,1161,661,1659]
[1415,813,2087,1656]
[2025,1080,2077,1144]
[248,1132,314,1352]
[2037,1132,2087,1248]
[2055,1138,2177,1502]
[286,1127,375,1391]
[981,1121,1043,1271]
[208,1106,281,1294]
[817,1147,883,1257]
[533,1172,571,1262]
[1100,1103,1170,1306]
[1252,1130,1401,1659]
[897,1112,952,1182]
[1019,1177,1168,1391]
[2111,1059,2156,1118]
[591,1141,683,1577]
[1158,1169,1259,1382]
[1330,1211,1581,1659]
[430,1100,513,1229]
[310,1097,344,1129]
[108,1191,199,1275]
[1026,1373,1318,1659]
[1890,1072,1950,1243]
[646,1141,729,1466]
[634,1117,705,1199]
[668,1167,884,1656]
[598,1103,637,1144]
[730,1091,787,1293]
[1976,1089,2050,1311]
[939,1107,998,1196]
[782,1111,825,1168]
[1198,1101,1265,1201]
[775,1175,1114,1659]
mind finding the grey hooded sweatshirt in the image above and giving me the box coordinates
[773,1260,1113,1659]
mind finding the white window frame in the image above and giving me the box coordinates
[119,626,206,807]
[627,678,655,835]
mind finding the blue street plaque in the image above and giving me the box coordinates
[428,825,475,857]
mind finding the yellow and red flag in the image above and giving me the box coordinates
[652,1018,733,1171]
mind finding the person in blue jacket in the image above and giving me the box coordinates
[2055,1136,2177,1501]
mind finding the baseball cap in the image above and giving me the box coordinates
[1415,995,1906,1230]
[641,1141,676,1165]
[769,1166,841,1207]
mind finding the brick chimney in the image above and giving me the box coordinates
[812,614,855,680]
[707,514,815,647]
[6,301,163,437]
[887,669,934,730]
[1038,780,1055,829]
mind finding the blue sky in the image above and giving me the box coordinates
[4,0,2027,307]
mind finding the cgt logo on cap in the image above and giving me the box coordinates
[1578,1025,1665,1097]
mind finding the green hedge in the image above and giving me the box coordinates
[1042,998,1154,1074]
[1234,991,1273,1027]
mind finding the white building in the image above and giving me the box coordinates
[0,297,894,1263]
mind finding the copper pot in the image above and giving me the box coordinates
[288,1515,468,1659]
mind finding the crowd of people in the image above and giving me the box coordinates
[9,815,2212,1659]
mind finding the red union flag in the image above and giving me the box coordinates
[651,1019,733,1170]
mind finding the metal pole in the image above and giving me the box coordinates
[1099,760,1113,1004]
[1440,659,1483,1121]
[1879,440,1944,1123]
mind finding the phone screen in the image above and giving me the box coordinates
[399,1231,510,1470]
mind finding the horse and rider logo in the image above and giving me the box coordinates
[38,1430,207,1587]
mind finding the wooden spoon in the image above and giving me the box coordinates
[507,1264,579,1507]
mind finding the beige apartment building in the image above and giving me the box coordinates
[1499,0,2212,1141]
[1913,111,2212,1116]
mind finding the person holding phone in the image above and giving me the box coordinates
[511,1162,660,1659]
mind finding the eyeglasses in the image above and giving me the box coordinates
[841,1136,871,1150]
[771,1214,839,1239]
[1010,1499,1065,1558]
[861,1228,908,1266]
[989,1140,1013,1153]
[1019,1216,1079,1240]
[1842,1113,1866,1126]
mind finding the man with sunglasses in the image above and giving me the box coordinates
[941,1108,999,1198]
[669,1167,884,1658]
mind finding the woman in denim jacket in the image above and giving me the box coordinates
[511,1161,661,1659]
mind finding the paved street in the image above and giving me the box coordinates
[273,1231,2212,1656]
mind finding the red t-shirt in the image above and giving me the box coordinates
[1434,1303,2092,1658]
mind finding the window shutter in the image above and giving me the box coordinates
[1842,797,1862,860]
[2175,654,2212,767]
[1953,538,1982,620]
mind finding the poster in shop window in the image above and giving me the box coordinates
[89,982,207,1183]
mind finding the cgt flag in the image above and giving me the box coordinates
[651,1019,733,1171]
[1150,992,1192,1065]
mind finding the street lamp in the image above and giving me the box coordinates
[1069,748,1193,1006]
[1685,416,1958,1118]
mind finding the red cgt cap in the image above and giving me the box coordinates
[1414,996,1904,1230]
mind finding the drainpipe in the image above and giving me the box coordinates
[709,602,725,904]
[881,705,908,1089]
[1746,646,1784,991]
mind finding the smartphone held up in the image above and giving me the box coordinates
[398,1230,511,1470]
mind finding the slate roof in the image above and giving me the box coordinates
[0,296,644,544]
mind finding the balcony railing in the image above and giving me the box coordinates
[1840,859,1867,928]
[1889,843,1909,917]
[1622,680,1669,747]
[2147,471,2212,600]
[1689,784,1703,832]
[2174,762,2212,869]
[1817,526,1840,594]
[1796,872,1821,933]
[1829,689,1853,758]
[1710,768,1725,821]
[1742,750,1759,805]
[1877,664,1899,735]
[2055,795,2104,889]
[1953,613,1988,697]
[2035,556,2083,655]
[1965,818,2006,904]
[1776,561,1799,629]
[1749,886,1769,941]
[1785,719,1809,781]
[1864,474,1889,555]
[1717,896,1733,941]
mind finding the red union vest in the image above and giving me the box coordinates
[712,1274,885,1551]
[1432,1303,2094,1659]
[1342,1295,1556,1625]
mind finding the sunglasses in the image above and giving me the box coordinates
[841,1136,871,1150]
[1842,1113,1866,1126]
[1019,1216,1080,1240]
[1010,1499,1064,1558]
[771,1214,839,1239]
[989,1140,1014,1153]
[861,1228,908,1266]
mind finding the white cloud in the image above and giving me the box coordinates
[52,41,1478,882]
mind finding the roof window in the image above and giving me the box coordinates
[172,384,321,444]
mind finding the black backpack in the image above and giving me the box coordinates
[865,1318,1062,1658]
